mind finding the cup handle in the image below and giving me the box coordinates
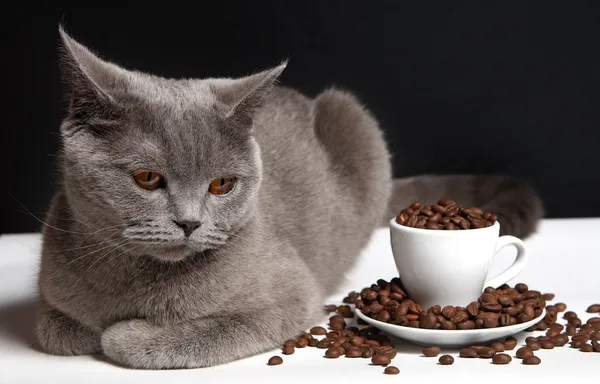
[484,235,528,289]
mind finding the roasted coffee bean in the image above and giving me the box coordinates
[527,341,541,351]
[478,347,496,358]
[492,353,512,365]
[310,326,327,336]
[282,344,295,355]
[568,317,582,327]
[587,304,600,313]
[522,356,541,365]
[370,303,383,315]
[384,366,400,375]
[490,341,505,352]
[540,341,554,349]
[419,313,438,329]
[546,328,561,337]
[439,355,454,365]
[516,347,534,359]
[362,347,375,358]
[375,346,397,359]
[440,320,456,330]
[483,317,499,328]
[563,311,577,320]
[422,346,441,357]
[371,354,391,366]
[566,325,577,336]
[551,335,569,347]
[296,338,309,348]
[456,320,476,330]
[541,293,555,301]
[504,337,517,350]
[571,339,586,349]
[498,295,514,307]
[325,347,344,358]
[554,302,567,312]
[317,339,333,349]
[459,348,478,358]
[451,311,469,324]
[480,292,498,304]
[267,356,283,365]
[466,302,480,317]
[515,283,528,293]
[429,305,442,315]
[377,310,391,322]
[579,343,593,352]
[324,304,338,313]
[345,347,362,358]
[442,306,457,319]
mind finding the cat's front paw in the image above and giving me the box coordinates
[36,306,101,356]
[101,319,167,369]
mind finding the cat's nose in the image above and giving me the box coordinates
[173,220,201,237]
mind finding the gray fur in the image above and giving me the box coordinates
[36,27,542,369]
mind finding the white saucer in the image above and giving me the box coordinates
[355,308,546,348]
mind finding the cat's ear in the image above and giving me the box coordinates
[211,62,287,128]
[58,26,124,126]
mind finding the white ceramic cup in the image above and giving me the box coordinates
[389,219,528,309]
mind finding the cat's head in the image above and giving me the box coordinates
[57,27,286,261]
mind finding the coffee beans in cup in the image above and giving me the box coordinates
[395,198,497,230]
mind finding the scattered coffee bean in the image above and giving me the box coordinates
[282,344,295,355]
[478,347,496,358]
[580,343,593,352]
[324,304,337,313]
[527,341,541,351]
[587,304,600,313]
[267,356,283,365]
[325,347,344,358]
[554,303,567,312]
[371,354,391,366]
[492,353,512,365]
[439,355,454,365]
[422,346,441,357]
[460,348,478,358]
[504,337,517,350]
[310,326,327,335]
[345,347,362,358]
[563,311,577,320]
[540,341,555,349]
[384,366,400,375]
[542,293,555,301]
[490,341,505,352]
[296,338,308,348]
[516,347,534,359]
[522,356,541,365]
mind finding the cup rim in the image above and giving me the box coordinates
[390,217,499,234]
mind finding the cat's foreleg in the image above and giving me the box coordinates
[36,298,101,355]
[101,304,319,369]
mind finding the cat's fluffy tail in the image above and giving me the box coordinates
[383,175,544,239]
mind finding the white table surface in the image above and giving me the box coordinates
[1,218,599,383]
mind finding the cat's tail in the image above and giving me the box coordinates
[382,175,544,239]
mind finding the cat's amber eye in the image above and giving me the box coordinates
[133,170,165,191]
[208,177,236,195]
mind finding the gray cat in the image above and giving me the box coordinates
[36,27,543,369]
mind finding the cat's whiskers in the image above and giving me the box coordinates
[74,240,135,285]
[48,237,133,280]
[48,229,122,254]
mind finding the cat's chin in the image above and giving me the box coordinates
[148,245,197,262]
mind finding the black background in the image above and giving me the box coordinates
[3,1,599,234]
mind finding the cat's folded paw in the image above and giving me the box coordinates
[36,305,101,356]
[101,319,166,369]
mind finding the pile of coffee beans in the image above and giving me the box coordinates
[395,198,497,230]
[355,279,546,330]
[267,279,600,372]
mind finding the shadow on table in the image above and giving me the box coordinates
[0,297,42,351]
